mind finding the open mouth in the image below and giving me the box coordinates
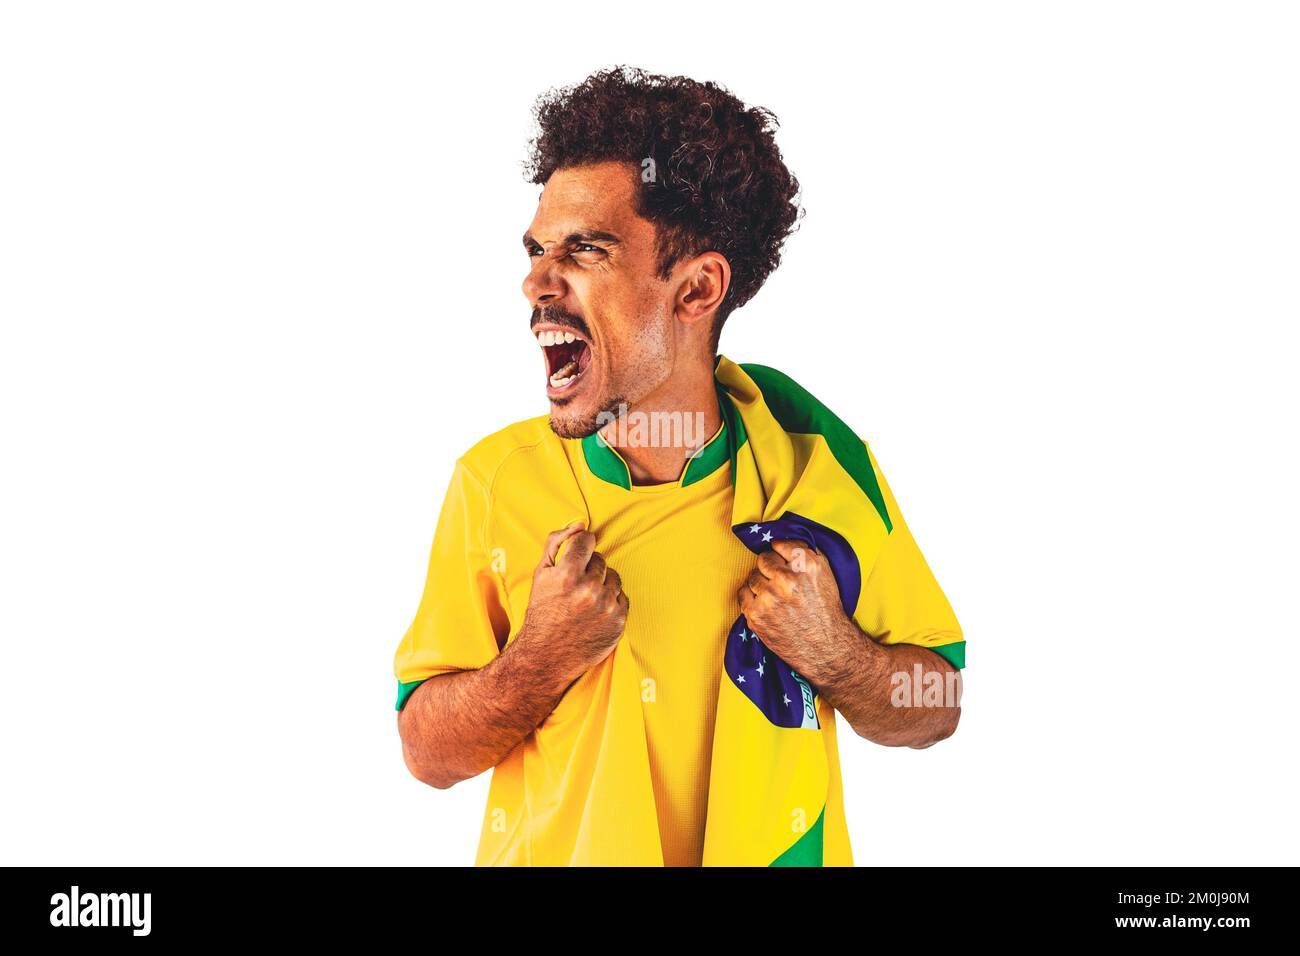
[536,328,593,393]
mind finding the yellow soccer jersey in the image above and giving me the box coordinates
[393,410,962,866]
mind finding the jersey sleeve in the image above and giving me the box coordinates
[857,445,965,669]
[392,459,511,710]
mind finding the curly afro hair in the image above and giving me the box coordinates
[524,66,802,349]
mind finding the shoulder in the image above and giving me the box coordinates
[731,359,893,530]
[456,413,561,493]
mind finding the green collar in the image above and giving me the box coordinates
[580,386,739,490]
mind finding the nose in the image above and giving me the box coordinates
[522,256,566,308]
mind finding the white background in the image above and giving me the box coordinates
[2,1,1296,866]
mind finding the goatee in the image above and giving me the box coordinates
[549,394,627,440]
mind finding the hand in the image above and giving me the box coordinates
[737,539,856,679]
[520,522,629,680]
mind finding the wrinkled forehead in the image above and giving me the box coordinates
[529,162,650,241]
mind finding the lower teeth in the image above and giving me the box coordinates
[550,359,578,387]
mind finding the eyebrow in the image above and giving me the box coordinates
[522,230,623,249]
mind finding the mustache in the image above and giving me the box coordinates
[530,305,592,341]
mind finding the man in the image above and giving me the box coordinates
[393,67,964,867]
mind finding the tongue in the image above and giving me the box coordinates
[549,340,590,382]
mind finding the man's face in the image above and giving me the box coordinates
[522,162,678,439]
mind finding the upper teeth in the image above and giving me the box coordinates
[536,330,577,346]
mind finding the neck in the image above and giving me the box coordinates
[600,362,722,485]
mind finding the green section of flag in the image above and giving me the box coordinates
[740,363,892,532]
[770,806,825,867]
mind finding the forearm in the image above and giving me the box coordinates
[397,629,577,788]
[812,622,961,749]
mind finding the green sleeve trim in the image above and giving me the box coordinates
[928,641,966,669]
[395,679,428,711]
[770,806,825,867]
[738,363,892,532]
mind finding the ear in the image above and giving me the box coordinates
[673,252,731,328]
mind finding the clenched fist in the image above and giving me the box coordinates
[519,521,629,680]
[737,539,856,679]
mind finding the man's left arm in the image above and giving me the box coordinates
[738,534,963,750]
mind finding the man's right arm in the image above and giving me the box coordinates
[397,625,577,789]
[398,524,628,789]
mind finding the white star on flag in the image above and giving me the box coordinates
[783,694,791,706]
[756,660,765,677]
[737,674,745,683]
[761,531,773,542]
[748,524,762,534]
